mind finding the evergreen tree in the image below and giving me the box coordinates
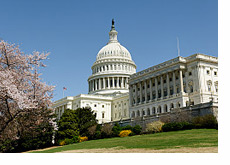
[75,107,97,136]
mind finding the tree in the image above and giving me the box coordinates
[55,109,79,142]
[75,107,97,136]
[0,40,54,152]
[55,107,97,143]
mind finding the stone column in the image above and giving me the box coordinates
[135,84,137,104]
[155,77,158,99]
[88,82,90,93]
[150,78,153,101]
[140,82,142,103]
[144,80,147,102]
[95,79,98,90]
[173,71,176,94]
[210,67,215,93]
[121,77,124,88]
[129,85,133,106]
[126,77,129,89]
[179,69,184,93]
[103,78,105,89]
[91,80,95,91]
[117,77,119,88]
[167,73,170,97]
[108,77,110,89]
[99,78,101,90]
[196,65,202,92]
[161,76,163,99]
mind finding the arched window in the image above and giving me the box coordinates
[137,110,140,117]
[152,107,156,114]
[158,106,162,113]
[147,108,150,115]
[164,104,168,113]
[170,103,174,109]
[177,102,180,108]
[142,110,145,116]
[132,111,135,118]
[186,101,189,107]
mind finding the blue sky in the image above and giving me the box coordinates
[0,0,217,101]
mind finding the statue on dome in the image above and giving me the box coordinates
[112,19,115,26]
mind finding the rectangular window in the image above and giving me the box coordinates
[102,112,105,118]
[214,71,217,76]
[207,70,210,74]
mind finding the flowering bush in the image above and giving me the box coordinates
[79,136,88,142]
[59,140,65,146]
[119,130,132,137]
[145,121,164,133]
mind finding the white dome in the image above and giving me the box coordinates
[88,20,136,96]
[96,42,132,60]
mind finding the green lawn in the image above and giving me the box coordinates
[30,129,218,153]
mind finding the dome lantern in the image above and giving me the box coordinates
[108,19,118,44]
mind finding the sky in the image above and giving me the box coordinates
[0,0,218,101]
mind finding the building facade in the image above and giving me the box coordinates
[129,54,218,118]
[52,21,218,124]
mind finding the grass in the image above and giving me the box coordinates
[30,129,218,153]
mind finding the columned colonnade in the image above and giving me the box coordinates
[130,69,185,107]
[89,76,129,92]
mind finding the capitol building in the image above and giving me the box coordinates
[53,20,218,124]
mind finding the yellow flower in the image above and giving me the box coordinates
[119,130,132,137]
[79,136,88,142]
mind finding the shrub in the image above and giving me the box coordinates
[101,123,113,138]
[72,136,80,143]
[79,136,88,142]
[122,125,133,131]
[192,114,218,129]
[162,122,194,132]
[87,124,103,140]
[59,140,65,146]
[64,138,74,145]
[145,121,164,133]
[88,125,97,136]
[94,131,101,139]
[119,130,132,137]
[132,125,142,135]
[112,123,122,137]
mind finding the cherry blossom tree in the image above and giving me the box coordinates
[0,40,55,151]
